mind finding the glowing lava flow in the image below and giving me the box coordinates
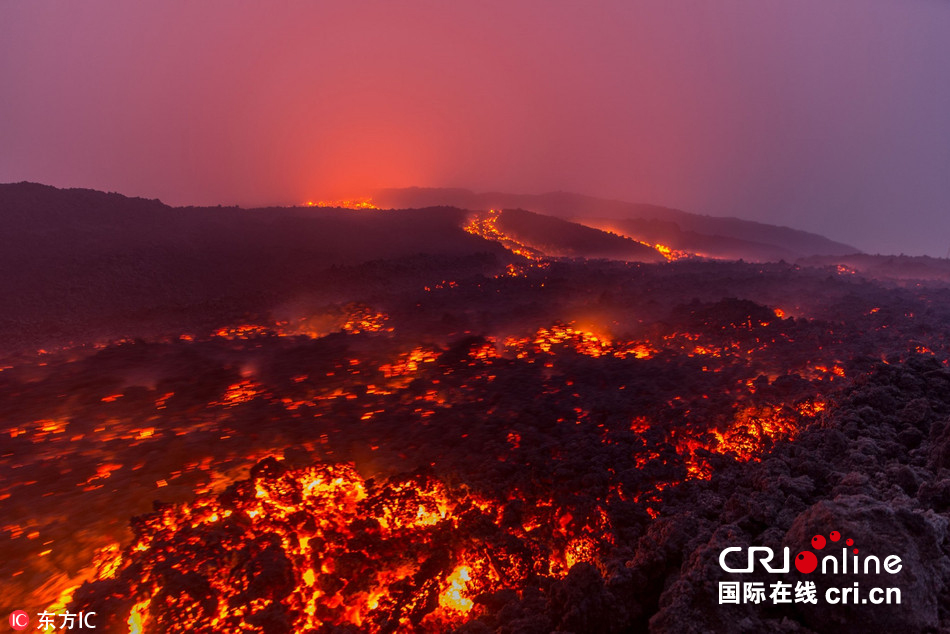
[305,198,379,210]
[71,460,604,633]
[652,243,690,261]
[2,303,863,623]
[582,224,691,261]
[463,209,546,262]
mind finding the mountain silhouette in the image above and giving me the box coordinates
[373,187,859,261]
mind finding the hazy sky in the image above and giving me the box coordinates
[2,1,948,255]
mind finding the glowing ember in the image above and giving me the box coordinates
[438,566,474,613]
[341,305,392,334]
[128,598,150,634]
[504,324,611,359]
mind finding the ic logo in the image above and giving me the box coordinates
[9,610,29,631]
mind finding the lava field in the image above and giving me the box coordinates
[5,242,950,632]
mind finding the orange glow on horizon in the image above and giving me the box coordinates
[305,197,379,210]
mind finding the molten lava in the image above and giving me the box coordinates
[4,269,940,631]
[651,243,690,261]
[462,209,546,262]
[305,198,379,210]
[71,460,614,633]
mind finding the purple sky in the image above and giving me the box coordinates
[2,1,948,256]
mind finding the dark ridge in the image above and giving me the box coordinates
[0,182,507,351]
[373,187,859,261]
[495,208,665,263]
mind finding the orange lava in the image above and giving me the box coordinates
[305,198,379,210]
[463,209,546,263]
[73,461,605,633]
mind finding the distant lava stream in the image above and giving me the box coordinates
[463,208,668,263]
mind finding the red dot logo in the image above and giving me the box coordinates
[9,611,29,631]
[795,551,818,574]
[846,538,854,546]
[829,530,841,542]
[811,534,826,549]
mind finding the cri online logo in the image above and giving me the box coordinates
[720,529,903,575]
[9,610,29,631]
[795,530,856,573]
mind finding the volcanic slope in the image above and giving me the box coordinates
[373,187,859,262]
[0,182,665,352]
